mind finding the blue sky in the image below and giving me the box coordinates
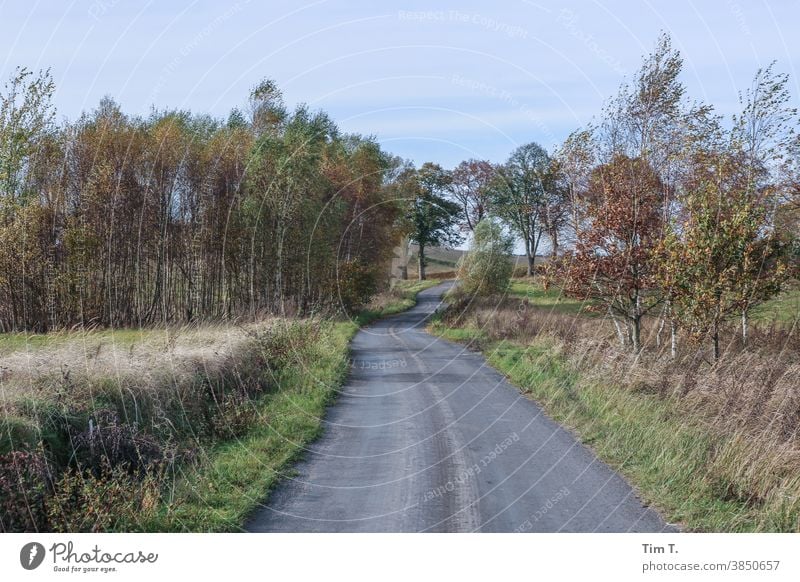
[1,0,798,168]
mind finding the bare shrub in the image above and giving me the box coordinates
[72,410,167,475]
[46,460,163,533]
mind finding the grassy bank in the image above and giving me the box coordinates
[143,321,355,531]
[0,280,437,532]
[431,279,800,532]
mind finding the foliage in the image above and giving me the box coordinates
[402,162,463,280]
[489,142,559,275]
[448,159,495,231]
[46,461,162,532]
[456,219,514,296]
[561,155,665,351]
[660,151,793,358]
[0,74,399,331]
[0,450,52,532]
[552,129,596,243]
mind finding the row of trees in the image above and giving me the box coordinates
[560,35,798,357]
[419,34,798,358]
[0,72,400,331]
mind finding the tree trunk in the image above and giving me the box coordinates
[550,229,559,258]
[741,309,749,346]
[656,304,667,349]
[611,309,626,347]
[399,265,408,280]
[522,236,534,277]
[631,316,642,353]
[526,253,535,277]
[418,244,426,281]
[712,324,720,362]
[712,293,722,361]
[670,318,678,359]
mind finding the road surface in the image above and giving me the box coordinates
[246,283,675,532]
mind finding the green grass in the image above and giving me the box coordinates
[0,327,185,355]
[143,321,356,531]
[430,325,780,531]
[750,287,800,325]
[506,277,800,326]
[506,278,593,316]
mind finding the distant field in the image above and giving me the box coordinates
[750,287,800,325]
[405,245,539,278]
[506,279,591,316]
[505,278,800,325]
[0,327,190,355]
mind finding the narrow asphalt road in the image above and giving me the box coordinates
[246,283,675,532]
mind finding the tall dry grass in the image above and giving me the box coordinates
[0,318,325,531]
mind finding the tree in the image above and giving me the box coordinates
[776,135,800,275]
[0,67,55,207]
[0,67,55,330]
[553,128,596,245]
[457,219,514,296]
[405,162,463,280]
[540,157,570,258]
[661,148,793,360]
[448,159,495,231]
[490,142,551,276]
[562,155,665,352]
[731,62,798,342]
[593,33,713,353]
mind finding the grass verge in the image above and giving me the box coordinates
[142,321,356,531]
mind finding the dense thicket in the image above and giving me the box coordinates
[0,72,399,331]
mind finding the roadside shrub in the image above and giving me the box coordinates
[337,260,381,313]
[456,219,514,297]
[256,320,322,372]
[47,460,163,532]
[0,415,40,455]
[210,394,259,439]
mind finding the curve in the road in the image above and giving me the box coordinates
[245,283,676,532]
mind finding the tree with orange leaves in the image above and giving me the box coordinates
[562,155,665,352]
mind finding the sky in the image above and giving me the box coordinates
[1,0,799,168]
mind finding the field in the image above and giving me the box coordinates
[751,285,800,325]
[404,244,541,279]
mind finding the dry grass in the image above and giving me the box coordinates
[0,317,333,531]
[449,293,800,444]
[0,323,262,400]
